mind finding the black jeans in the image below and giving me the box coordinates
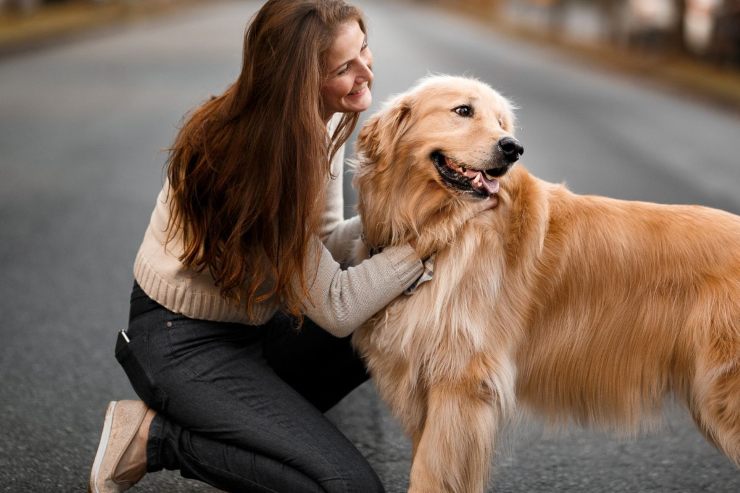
[116,282,384,493]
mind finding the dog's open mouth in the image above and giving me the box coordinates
[431,151,501,198]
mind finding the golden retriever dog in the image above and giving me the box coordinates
[351,75,740,493]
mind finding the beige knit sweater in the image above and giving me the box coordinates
[133,140,423,337]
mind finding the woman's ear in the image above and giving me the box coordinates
[356,97,412,166]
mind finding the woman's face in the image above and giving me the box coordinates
[321,20,374,121]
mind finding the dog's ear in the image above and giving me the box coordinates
[356,97,412,167]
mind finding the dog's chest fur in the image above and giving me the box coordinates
[352,221,519,431]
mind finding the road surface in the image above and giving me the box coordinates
[0,1,738,491]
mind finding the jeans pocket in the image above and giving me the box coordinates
[115,330,168,412]
[163,316,267,379]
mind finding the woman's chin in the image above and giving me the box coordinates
[343,91,372,113]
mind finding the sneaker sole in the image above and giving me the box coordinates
[89,401,117,493]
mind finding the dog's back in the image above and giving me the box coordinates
[507,170,740,450]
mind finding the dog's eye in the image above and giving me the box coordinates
[453,105,473,118]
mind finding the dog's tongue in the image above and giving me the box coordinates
[462,168,500,196]
[444,157,500,196]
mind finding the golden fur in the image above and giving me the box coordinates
[351,75,740,492]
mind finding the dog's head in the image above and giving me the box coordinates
[353,75,522,249]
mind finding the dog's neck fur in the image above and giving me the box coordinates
[426,165,556,273]
[491,166,554,272]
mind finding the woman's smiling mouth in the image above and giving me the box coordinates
[348,85,367,96]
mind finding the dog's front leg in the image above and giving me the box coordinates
[408,380,499,493]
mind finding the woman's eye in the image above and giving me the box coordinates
[453,105,473,117]
[337,65,350,75]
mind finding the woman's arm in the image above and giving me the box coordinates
[298,237,423,337]
[319,120,363,265]
[322,215,363,268]
[318,141,361,265]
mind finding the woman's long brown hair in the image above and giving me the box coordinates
[166,0,365,318]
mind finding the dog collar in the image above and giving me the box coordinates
[404,254,435,296]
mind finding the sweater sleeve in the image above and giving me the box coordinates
[322,215,363,267]
[318,115,346,243]
[299,238,423,338]
[318,122,365,265]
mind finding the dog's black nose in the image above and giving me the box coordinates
[498,137,524,163]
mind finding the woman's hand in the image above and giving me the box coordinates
[410,195,498,259]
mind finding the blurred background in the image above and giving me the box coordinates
[1,1,739,492]
[4,0,740,67]
[432,0,740,65]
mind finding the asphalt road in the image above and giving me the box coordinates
[0,1,738,492]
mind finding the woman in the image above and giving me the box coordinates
[89,1,494,492]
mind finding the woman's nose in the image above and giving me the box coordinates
[359,53,373,82]
[360,65,373,83]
